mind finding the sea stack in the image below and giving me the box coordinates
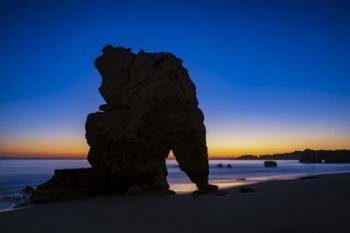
[264,161,277,168]
[31,45,217,203]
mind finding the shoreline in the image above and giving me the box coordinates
[2,170,350,213]
[1,172,350,233]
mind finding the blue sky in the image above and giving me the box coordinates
[0,0,349,157]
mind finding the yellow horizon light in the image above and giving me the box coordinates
[1,129,350,159]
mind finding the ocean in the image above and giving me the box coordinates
[1,159,350,211]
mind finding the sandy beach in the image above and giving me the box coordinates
[0,173,349,233]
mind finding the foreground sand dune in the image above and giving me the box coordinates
[1,173,349,233]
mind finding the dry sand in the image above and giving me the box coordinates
[1,173,349,233]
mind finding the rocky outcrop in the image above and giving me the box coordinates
[31,169,111,203]
[31,45,217,203]
[87,45,215,190]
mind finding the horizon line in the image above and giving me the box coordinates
[1,148,349,160]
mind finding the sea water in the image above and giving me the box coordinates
[1,159,350,211]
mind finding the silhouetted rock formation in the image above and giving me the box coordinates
[31,45,217,203]
[87,46,212,189]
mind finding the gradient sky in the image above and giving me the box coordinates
[0,0,349,158]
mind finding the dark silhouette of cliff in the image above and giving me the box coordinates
[87,46,217,192]
[31,45,218,203]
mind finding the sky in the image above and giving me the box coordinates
[0,0,349,158]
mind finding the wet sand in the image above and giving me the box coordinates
[1,173,349,233]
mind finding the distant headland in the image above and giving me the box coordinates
[236,149,350,163]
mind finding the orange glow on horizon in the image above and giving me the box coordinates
[1,126,350,159]
[1,139,350,159]
[0,134,88,158]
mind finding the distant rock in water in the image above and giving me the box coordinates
[299,149,350,163]
[264,161,277,168]
[31,45,218,203]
